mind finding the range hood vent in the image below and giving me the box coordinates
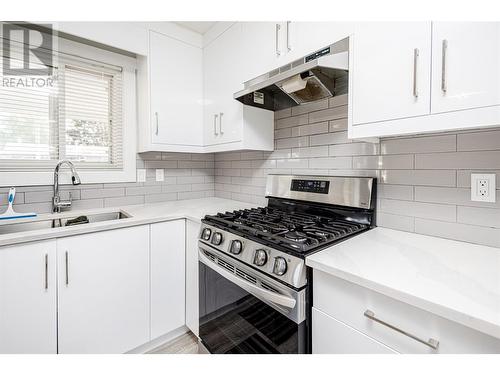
[234,38,349,112]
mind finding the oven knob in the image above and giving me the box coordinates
[273,257,288,276]
[211,232,223,245]
[253,249,268,266]
[201,228,211,241]
[229,240,243,255]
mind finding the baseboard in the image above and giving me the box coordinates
[126,326,189,354]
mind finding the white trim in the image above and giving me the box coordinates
[348,105,500,139]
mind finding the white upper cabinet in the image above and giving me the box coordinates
[149,30,204,146]
[349,22,500,139]
[204,23,244,146]
[138,30,204,152]
[350,22,432,125]
[57,227,150,354]
[239,22,284,82]
[204,23,274,151]
[431,22,500,113]
[0,241,57,354]
[240,22,354,81]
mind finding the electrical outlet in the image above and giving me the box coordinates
[155,169,164,182]
[136,169,146,183]
[471,173,496,202]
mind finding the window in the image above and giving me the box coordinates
[61,63,123,167]
[0,23,136,185]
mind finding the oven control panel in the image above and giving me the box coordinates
[290,179,330,194]
[198,224,307,289]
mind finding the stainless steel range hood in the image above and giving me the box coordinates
[234,38,349,112]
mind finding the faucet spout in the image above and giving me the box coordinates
[53,160,81,213]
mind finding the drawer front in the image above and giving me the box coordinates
[312,308,397,354]
[313,270,500,354]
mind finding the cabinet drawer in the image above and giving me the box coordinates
[312,308,396,354]
[313,270,500,354]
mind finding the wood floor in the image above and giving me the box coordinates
[147,332,200,354]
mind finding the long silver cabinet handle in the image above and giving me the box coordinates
[65,251,69,286]
[213,114,219,135]
[413,48,419,98]
[44,253,48,290]
[275,23,281,56]
[155,112,159,135]
[219,112,224,134]
[364,309,439,350]
[441,39,448,93]
[286,21,291,51]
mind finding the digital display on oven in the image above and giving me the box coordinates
[290,179,330,194]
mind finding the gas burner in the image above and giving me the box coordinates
[206,206,371,254]
[303,229,334,241]
[284,231,308,242]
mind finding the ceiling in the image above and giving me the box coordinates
[176,22,217,35]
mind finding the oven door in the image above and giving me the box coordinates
[198,242,308,354]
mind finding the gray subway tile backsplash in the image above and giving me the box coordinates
[4,93,500,249]
[213,94,500,248]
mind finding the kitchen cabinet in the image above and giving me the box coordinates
[312,308,396,354]
[431,22,500,113]
[239,22,290,82]
[312,270,500,354]
[185,220,200,337]
[150,220,186,340]
[138,30,204,153]
[204,23,244,146]
[240,22,354,83]
[350,22,432,125]
[349,22,500,139]
[0,241,57,354]
[57,226,150,354]
[203,23,274,152]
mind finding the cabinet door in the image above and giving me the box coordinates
[149,30,203,146]
[0,241,57,354]
[240,22,284,82]
[431,22,500,113]
[57,227,149,353]
[351,22,432,125]
[312,308,397,354]
[185,220,200,337]
[150,220,186,340]
[204,23,244,145]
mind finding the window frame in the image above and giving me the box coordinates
[0,27,137,186]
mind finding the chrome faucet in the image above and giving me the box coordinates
[53,160,81,213]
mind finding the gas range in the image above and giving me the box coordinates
[199,175,375,289]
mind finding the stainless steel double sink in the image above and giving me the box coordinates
[0,211,130,235]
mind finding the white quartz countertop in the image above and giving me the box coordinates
[0,197,256,247]
[306,227,500,340]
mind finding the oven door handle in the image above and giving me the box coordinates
[199,248,297,310]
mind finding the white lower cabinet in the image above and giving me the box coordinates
[312,308,396,354]
[150,220,186,340]
[0,241,57,354]
[0,221,190,354]
[57,227,150,354]
[313,270,500,354]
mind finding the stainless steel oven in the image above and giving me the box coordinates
[198,242,309,354]
[197,175,375,354]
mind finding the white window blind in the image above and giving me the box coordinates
[0,29,124,170]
